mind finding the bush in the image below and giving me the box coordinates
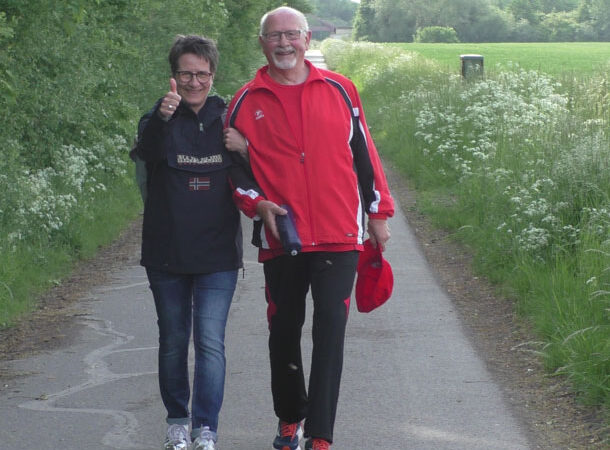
[322,40,610,413]
[0,0,277,327]
[414,26,459,43]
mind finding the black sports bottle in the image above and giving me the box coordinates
[275,204,302,256]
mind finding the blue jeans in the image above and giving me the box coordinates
[146,268,237,434]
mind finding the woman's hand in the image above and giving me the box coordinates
[157,78,182,121]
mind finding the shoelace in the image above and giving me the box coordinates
[311,438,330,450]
[280,421,298,438]
[194,427,215,450]
[167,424,189,443]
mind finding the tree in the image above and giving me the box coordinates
[311,0,357,26]
[281,0,314,13]
[576,0,592,22]
[431,0,503,42]
[463,5,514,42]
[347,0,603,42]
[588,0,610,39]
[414,26,459,43]
[366,0,431,42]
[509,0,542,24]
[540,10,580,40]
[352,0,376,40]
[216,0,274,91]
[539,0,579,12]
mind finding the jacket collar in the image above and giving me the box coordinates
[249,59,326,92]
[175,95,225,127]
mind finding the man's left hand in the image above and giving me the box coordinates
[368,219,390,251]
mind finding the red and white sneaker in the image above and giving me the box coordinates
[304,438,330,450]
[272,420,304,450]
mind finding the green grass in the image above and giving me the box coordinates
[391,42,610,77]
[321,38,610,420]
[0,177,141,328]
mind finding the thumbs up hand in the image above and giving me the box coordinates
[158,78,182,121]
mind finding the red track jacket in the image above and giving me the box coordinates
[227,60,394,259]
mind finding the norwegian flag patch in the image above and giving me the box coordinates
[188,177,210,191]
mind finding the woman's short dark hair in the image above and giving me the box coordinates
[168,35,219,75]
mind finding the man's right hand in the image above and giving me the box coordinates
[255,200,287,240]
[224,127,249,161]
[158,78,182,121]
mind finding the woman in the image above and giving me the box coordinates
[134,34,243,450]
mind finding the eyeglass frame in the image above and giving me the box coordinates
[260,29,307,42]
[174,70,214,84]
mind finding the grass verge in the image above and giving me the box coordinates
[322,38,609,419]
[0,178,141,328]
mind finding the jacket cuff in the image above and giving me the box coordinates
[368,213,389,220]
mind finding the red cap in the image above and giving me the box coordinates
[355,239,393,313]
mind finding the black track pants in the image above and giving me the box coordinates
[263,251,359,443]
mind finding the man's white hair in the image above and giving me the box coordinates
[260,6,309,35]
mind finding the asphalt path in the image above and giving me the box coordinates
[0,51,534,449]
[0,209,533,450]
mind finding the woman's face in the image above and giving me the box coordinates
[174,53,213,114]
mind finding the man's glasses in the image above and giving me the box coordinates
[175,70,213,84]
[261,29,305,42]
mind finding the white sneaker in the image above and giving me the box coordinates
[163,424,190,450]
[192,426,216,450]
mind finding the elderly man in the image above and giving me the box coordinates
[225,6,394,450]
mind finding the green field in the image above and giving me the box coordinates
[392,42,610,77]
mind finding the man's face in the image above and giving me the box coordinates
[175,53,213,113]
[260,11,310,71]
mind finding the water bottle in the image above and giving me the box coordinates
[275,204,302,256]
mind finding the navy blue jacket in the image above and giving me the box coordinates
[135,95,242,274]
